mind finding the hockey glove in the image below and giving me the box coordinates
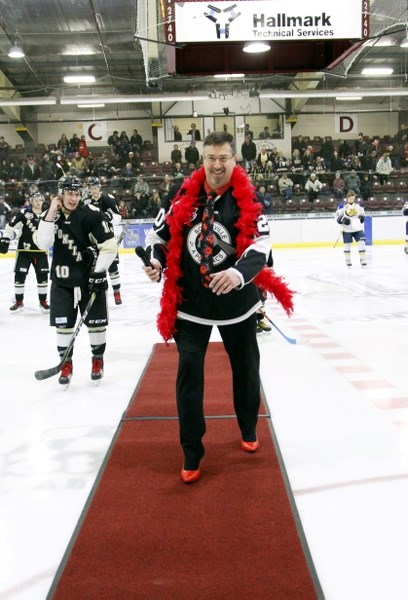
[82,246,99,268]
[359,215,365,223]
[342,216,351,225]
[89,271,108,294]
[0,238,10,254]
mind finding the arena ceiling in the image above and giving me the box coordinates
[0,0,407,118]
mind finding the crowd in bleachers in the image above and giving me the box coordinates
[1,125,408,224]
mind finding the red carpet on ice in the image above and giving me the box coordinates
[48,342,320,599]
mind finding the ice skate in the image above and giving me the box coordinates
[40,299,50,313]
[256,319,271,334]
[59,361,73,389]
[91,357,104,384]
[10,300,24,312]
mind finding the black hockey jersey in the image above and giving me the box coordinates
[4,208,45,252]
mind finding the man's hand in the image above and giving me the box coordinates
[0,238,10,254]
[209,269,241,295]
[89,271,108,294]
[142,258,162,282]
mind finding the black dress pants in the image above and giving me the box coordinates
[173,314,260,469]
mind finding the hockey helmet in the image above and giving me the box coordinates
[87,176,101,187]
[58,175,83,194]
[30,191,45,203]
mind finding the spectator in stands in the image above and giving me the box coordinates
[318,136,333,163]
[0,136,10,161]
[361,149,378,174]
[118,199,129,219]
[355,132,368,159]
[8,161,22,181]
[125,151,139,171]
[347,155,362,173]
[188,123,201,141]
[40,154,57,193]
[56,133,69,155]
[84,152,97,178]
[367,137,381,158]
[244,124,254,140]
[171,144,182,165]
[344,169,361,195]
[386,144,401,170]
[0,159,10,180]
[159,173,172,198]
[332,171,345,201]
[107,130,120,148]
[360,173,372,201]
[173,125,182,141]
[336,138,351,159]
[290,148,304,184]
[78,135,90,158]
[241,135,257,172]
[133,174,150,200]
[292,134,307,156]
[278,172,294,200]
[302,147,314,173]
[328,149,344,174]
[259,126,271,140]
[304,173,323,202]
[147,189,162,217]
[0,197,12,228]
[376,152,393,185]
[54,153,69,178]
[395,124,408,145]
[274,151,291,176]
[69,133,80,155]
[256,185,272,213]
[314,156,327,182]
[173,162,186,180]
[21,156,41,182]
[117,131,131,160]
[185,141,200,168]
[121,161,138,189]
[256,145,270,172]
[131,191,148,218]
[70,152,86,178]
[130,129,143,153]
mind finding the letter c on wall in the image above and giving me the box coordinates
[88,123,102,141]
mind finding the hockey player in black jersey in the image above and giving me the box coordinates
[0,192,50,312]
[84,177,123,305]
[36,176,117,386]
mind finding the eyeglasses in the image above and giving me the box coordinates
[203,154,234,164]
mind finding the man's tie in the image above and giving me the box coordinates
[199,193,216,287]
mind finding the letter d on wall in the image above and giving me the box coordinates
[335,114,358,135]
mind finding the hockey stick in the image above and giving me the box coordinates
[260,310,309,345]
[34,292,97,381]
[333,231,342,248]
[116,221,130,246]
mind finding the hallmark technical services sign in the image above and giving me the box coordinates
[170,0,369,43]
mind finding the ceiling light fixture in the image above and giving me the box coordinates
[259,88,408,99]
[335,96,363,101]
[361,67,394,76]
[243,41,271,54]
[8,43,25,59]
[61,93,209,105]
[63,74,96,84]
[77,103,106,108]
[214,73,245,79]
[0,97,57,107]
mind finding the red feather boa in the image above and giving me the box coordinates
[157,164,294,341]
